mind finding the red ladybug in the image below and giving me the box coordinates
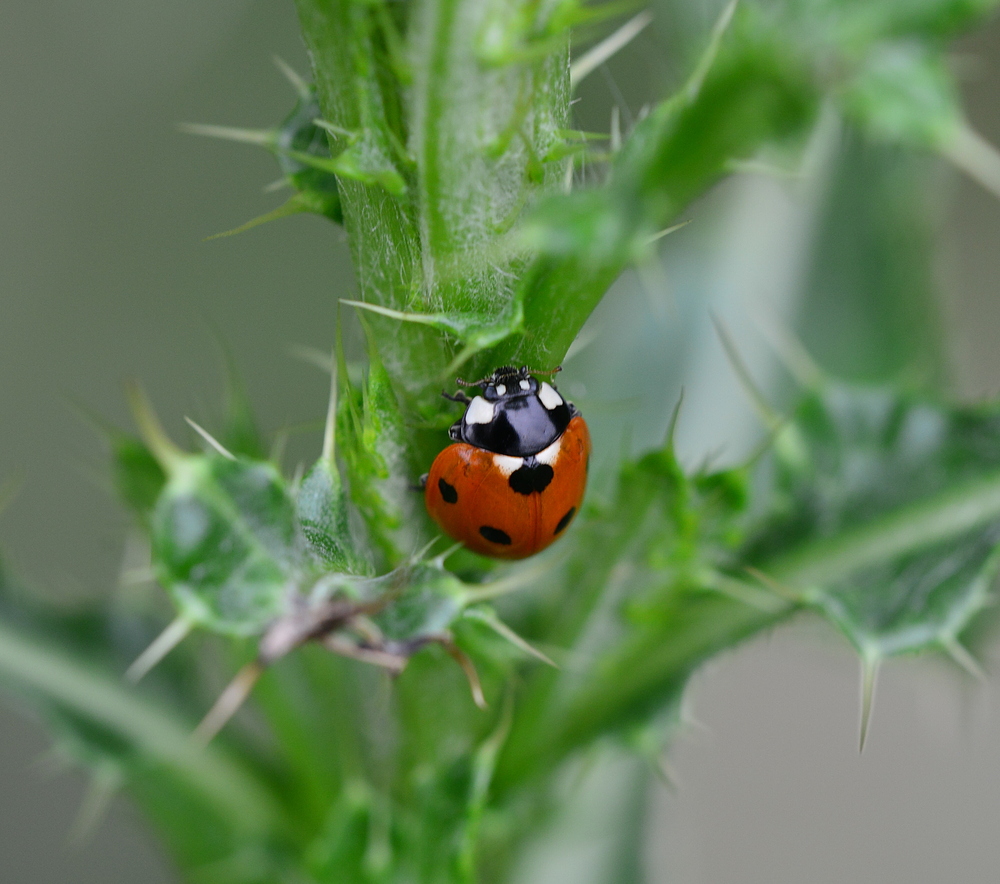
[424,366,590,559]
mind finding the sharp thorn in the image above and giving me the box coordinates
[859,653,879,753]
[125,616,192,683]
[430,541,464,567]
[270,428,290,468]
[710,313,782,432]
[743,566,801,602]
[339,298,448,328]
[192,661,265,746]
[665,388,684,450]
[571,10,654,88]
[262,176,289,193]
[464,609,558,668]
[178,123,275,147]
[287,343,335,374]
[321,349,338,465]
[709,574,789,612]
[184,417,236,460]
[645,219,693,245]
[943,638,987,683]
[202,197,307,241]
[942,122,1000,203]
[323,635,408,674]
[684,0,739,101]
[272,55,311,99]
[69,764,121,844]
[751,315,824,390]
[126,382,185,471]
[441,639,488,710]
[461,551,567,605]
[312,118,355,140]
[655,755,680,791]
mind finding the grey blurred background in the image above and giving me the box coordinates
[2,1,1000,882]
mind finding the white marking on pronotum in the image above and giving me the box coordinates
[495,383,506,396]
[491,454,524,476]
[538,382,563,410]
[519,379,530,390]
[465,396,494,425]
[534,437,563,467]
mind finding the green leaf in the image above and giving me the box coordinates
[152,455,303,636]
[16,2,1000,881]
[341,298,524,379]
[500,4,820,368]
[853,0,1000,40]
[839,42,962,147]
[794,129,946,385]
[499,379,1000,788]
[303,781,375,882]
[0,580,299,876]
[183,81,345,230]
[275,87,344,224]
[0,616,285,838]
[371,561,467,643]
[495,439,776,790]
[749,383,1000,658]
[215,342,269,460]
[297,459,369,575]
[323,129,407,196]
[338,350,429,566]
[112,436,167,524]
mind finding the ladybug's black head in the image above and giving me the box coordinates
[482,366,537,402]
[451,364,575,456]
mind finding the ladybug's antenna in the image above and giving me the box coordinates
[454,375,490,388]
[523,365,562,376]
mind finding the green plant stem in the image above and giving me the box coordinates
[499,12,819,369]
[495,591,784,793]
[497,464,1000,793]
[765,470,1000,587]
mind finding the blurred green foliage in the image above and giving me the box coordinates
[2,0,1000,882]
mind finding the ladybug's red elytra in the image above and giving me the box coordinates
[424,365,590,559]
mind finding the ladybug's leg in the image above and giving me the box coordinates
[414,472,429,492]
[442,390,472,404]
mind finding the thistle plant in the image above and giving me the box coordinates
[2,0,1000,881]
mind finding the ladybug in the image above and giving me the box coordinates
[424,365,590,559]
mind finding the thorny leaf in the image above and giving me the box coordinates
[152,455,302,636]
[747,384,1000,659]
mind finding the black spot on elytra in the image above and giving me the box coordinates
[554,507,576,535]
[508,462,554,495]
[438,477,458,504]
[479,525,512,545]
